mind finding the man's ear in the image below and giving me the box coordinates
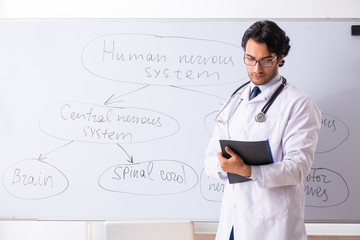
[278,55,285,67]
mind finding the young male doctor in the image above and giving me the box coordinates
[204,20,321,240]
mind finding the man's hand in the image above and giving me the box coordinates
[217,146,251,177]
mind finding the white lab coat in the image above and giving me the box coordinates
[205,78,321,240]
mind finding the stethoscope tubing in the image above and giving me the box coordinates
[256,77,286,122]
[216,76,287,123]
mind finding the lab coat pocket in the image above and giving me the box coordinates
[250,185,288,220]
[254,116,281,142]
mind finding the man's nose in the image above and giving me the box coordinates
[253,61,263,72]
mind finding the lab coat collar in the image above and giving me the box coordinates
[250,73,281,94]
[242,74,283,102]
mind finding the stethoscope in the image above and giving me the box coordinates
[216,76,287,123]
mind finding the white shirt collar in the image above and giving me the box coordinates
[250,74,281,94]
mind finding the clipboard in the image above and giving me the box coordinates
[219,139,274,184]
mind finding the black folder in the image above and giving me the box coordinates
[219,139,274,184]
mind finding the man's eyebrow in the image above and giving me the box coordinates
[245,54,274,59]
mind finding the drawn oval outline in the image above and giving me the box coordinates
[199,168,224,202]
[98,160,199,196]
[81,33,242,86]
[316,113,349,154]
[305,168,349,208]
[39,102,180,144]
[204,110,218,137]
[205,111,350,154]
[2,158,69,200]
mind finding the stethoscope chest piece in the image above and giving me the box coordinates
[254,77,287,123]
[215,76,287,124]
[255,112,266,122]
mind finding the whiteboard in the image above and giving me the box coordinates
[0,19,359,222]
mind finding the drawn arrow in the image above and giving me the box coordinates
[116,143,134,163]
[169,85,225,100]
[37,154,47,162]
[43,140,75,158]
[104,94,124,106]
[104,85,150,107]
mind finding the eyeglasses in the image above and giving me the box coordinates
[244,55,277,67]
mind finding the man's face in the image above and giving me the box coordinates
[244,38,283,85]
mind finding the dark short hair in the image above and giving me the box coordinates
[241,20,290,67]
